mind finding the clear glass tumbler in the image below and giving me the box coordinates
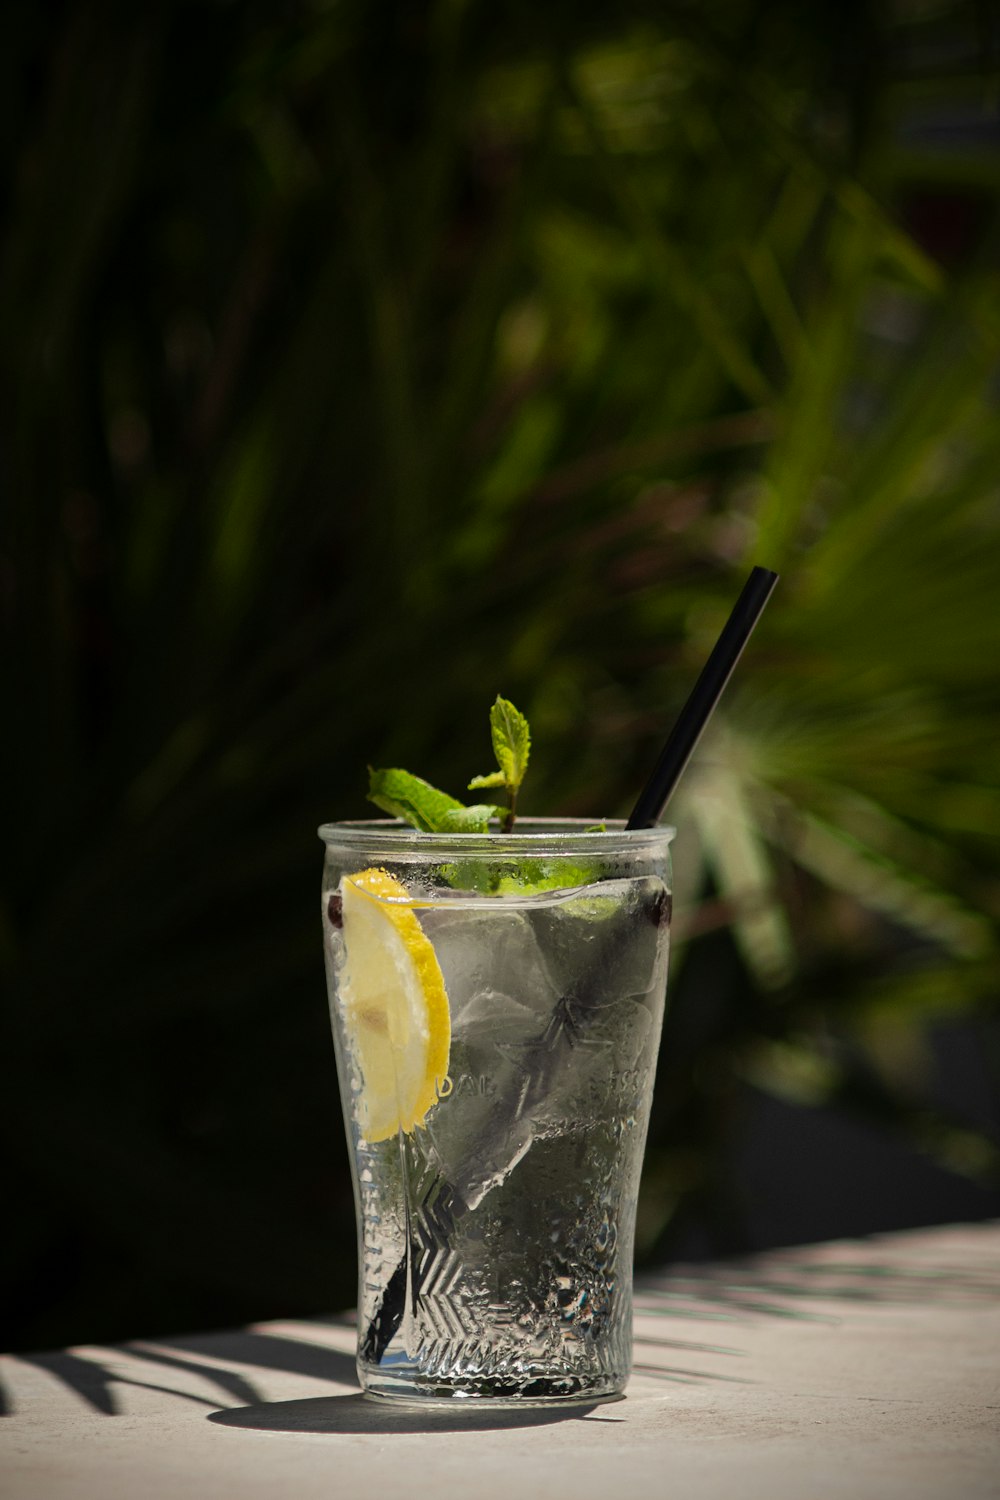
[319,819,673,1406]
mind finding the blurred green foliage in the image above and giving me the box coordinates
[2,0,998,1348]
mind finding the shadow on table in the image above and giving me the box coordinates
[209,1392,617,1434]
[6,1232,997,1418]
[5,1329,358,1418]
[637,1236,1000,1322]
[1,1319,724,1420]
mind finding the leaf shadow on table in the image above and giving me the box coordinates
[2,1330,358,1419]
[9,1346,265,1417]
[637,1239,1000,1323]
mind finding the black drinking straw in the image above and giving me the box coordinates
[626,565,779,829]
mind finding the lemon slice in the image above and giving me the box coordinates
[339,867,451,1143]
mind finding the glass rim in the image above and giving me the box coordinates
[318,816,675,857]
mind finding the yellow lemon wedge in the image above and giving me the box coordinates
[339,867,451,1143]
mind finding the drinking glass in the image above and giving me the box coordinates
[320,819,673,1406]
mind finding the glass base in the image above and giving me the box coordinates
[360,1366,626,1408]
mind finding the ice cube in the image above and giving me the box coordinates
[451,986,544,1038]
[415,885,668,1212]
[531,877,670,1010]
[419,905,559,1031]
[528,996,655,1130]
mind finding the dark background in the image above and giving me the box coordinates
[2,0,999,1354]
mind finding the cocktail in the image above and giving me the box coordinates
[320,820,673,1405]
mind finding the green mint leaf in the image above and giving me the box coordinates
[489,696,531,793]
[439,803,504,833]
[468,771,507,790]
[367,767,466,832]
[494,861,601,896]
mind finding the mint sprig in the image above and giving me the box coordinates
[367,767,502,834]
[366,696,530,834]
[469,696,531,833]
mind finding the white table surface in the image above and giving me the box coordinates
[2,1220,998,1500]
